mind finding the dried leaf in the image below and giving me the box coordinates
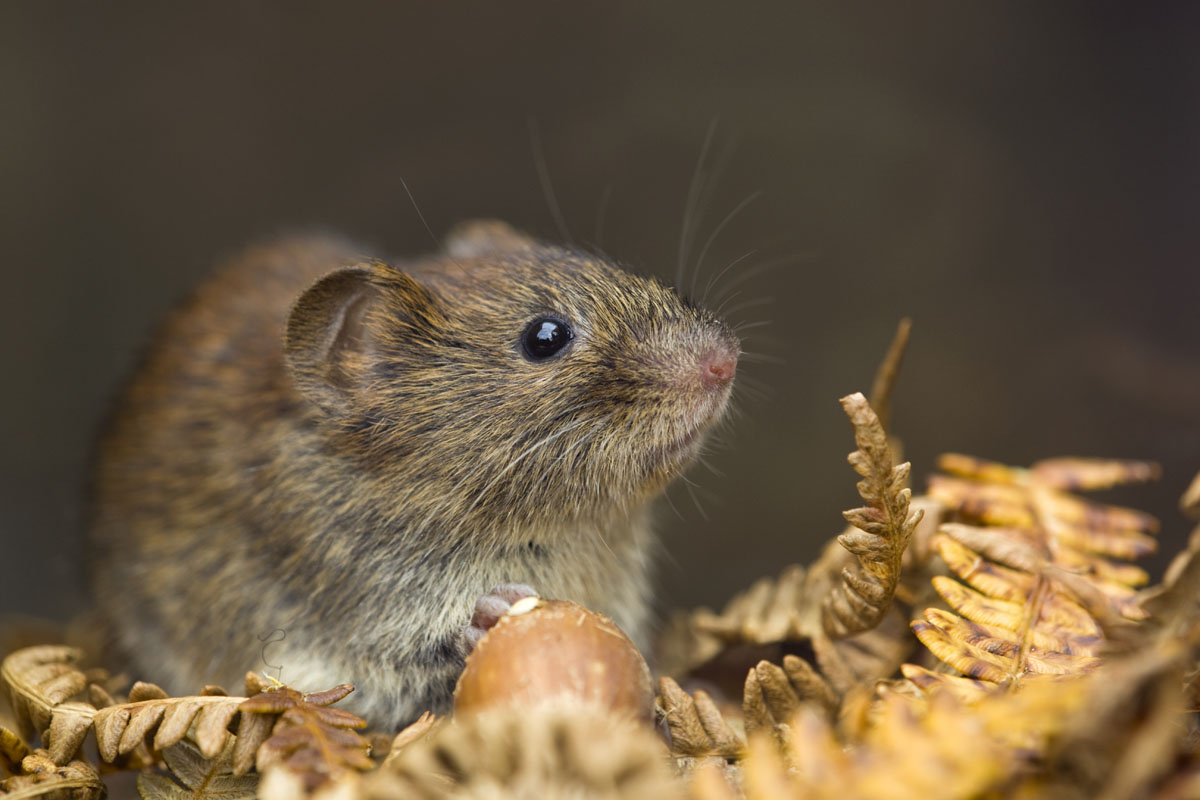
[911,454,1161,692]
[691,566,810,646]
[137,738,258,800]
[0,648,96,766]
[380,712,440,770]
[240,686,370,792]
[93,694,248,763]
[0,749,103,800]
[823,393,922,638]
[741,654,839,745]
[700,691,1017,800]
[128,682,170,703]
[0,728,30,779]
[867,317,911,437]
[656,677,743,759]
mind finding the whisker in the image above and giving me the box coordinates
[711,251,812,308]
[554,416,608,464]
[682,478,709,521]
[677,119,719,290]
[690,191,762,301]
[529,118,573,244]
[685,133,742,297]
[721,296,774,318]
[737,351,785,365]
[696,454,725,478]
[733,319,774,333]
[661,484,686,521]
[702,250,757,307]
[399,176,471,283]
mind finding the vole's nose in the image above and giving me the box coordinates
[699,346,738,390]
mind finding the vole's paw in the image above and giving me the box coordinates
[460,583,538,655]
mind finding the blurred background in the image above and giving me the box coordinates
[2,3,1197,624]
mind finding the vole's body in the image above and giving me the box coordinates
[88,224,737,728]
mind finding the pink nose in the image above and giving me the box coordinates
[700,347,738,389]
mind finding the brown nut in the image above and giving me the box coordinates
[453,598,654,722]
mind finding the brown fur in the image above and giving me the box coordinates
[87,222,738,728]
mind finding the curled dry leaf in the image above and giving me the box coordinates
[239,685,371,792]
[0,647,96,767]
[0,749,103,800]
[0,728,30,778]
[371,705,680,800]
[380,712,440,770]
[742,656,838,744]
[137,738,258,800]
[656,677,743,759]
[823,392,923,639]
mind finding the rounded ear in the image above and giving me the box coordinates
[285,267,378,415]
[444,220,538,259]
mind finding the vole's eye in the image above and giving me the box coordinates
[521,317,573,361]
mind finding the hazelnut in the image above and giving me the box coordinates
[453,598,654,722]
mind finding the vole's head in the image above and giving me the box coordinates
[285,221,738,536]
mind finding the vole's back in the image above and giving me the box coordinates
[89,226,738,727]
[89,236,364,688]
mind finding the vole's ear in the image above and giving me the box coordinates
[444,220,538,259]
[285,267,379,415]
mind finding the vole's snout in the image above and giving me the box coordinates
[699,345,738,391]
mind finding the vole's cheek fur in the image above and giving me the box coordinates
[87,224,738,729]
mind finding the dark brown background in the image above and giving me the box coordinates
[2,3,1198,624]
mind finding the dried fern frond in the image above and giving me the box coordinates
[0,749,103,800]
[371,705,680,800]
[656,677,743,759]
[0,647,98,767]
[742,656,837,743]
[823,393,923,639]
[693,690,1018,800]
[93,684,262,769]
[867,317,911,438]
[137,738,258,800]
[662,394,923,686]
[239,684,371,792]
[689,566,810,649]
[0,728,29,781]
[910,454,1160,692]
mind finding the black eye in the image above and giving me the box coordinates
[521,317,574,361]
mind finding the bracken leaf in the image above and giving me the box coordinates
[0,749,104,800]
[910,453,1160,693]
[822,393,922,638]
[239,685,370,792]
[656,677,743,759]
[137,737,258,800]
[0,648,96,766]
[93,694,249,763]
